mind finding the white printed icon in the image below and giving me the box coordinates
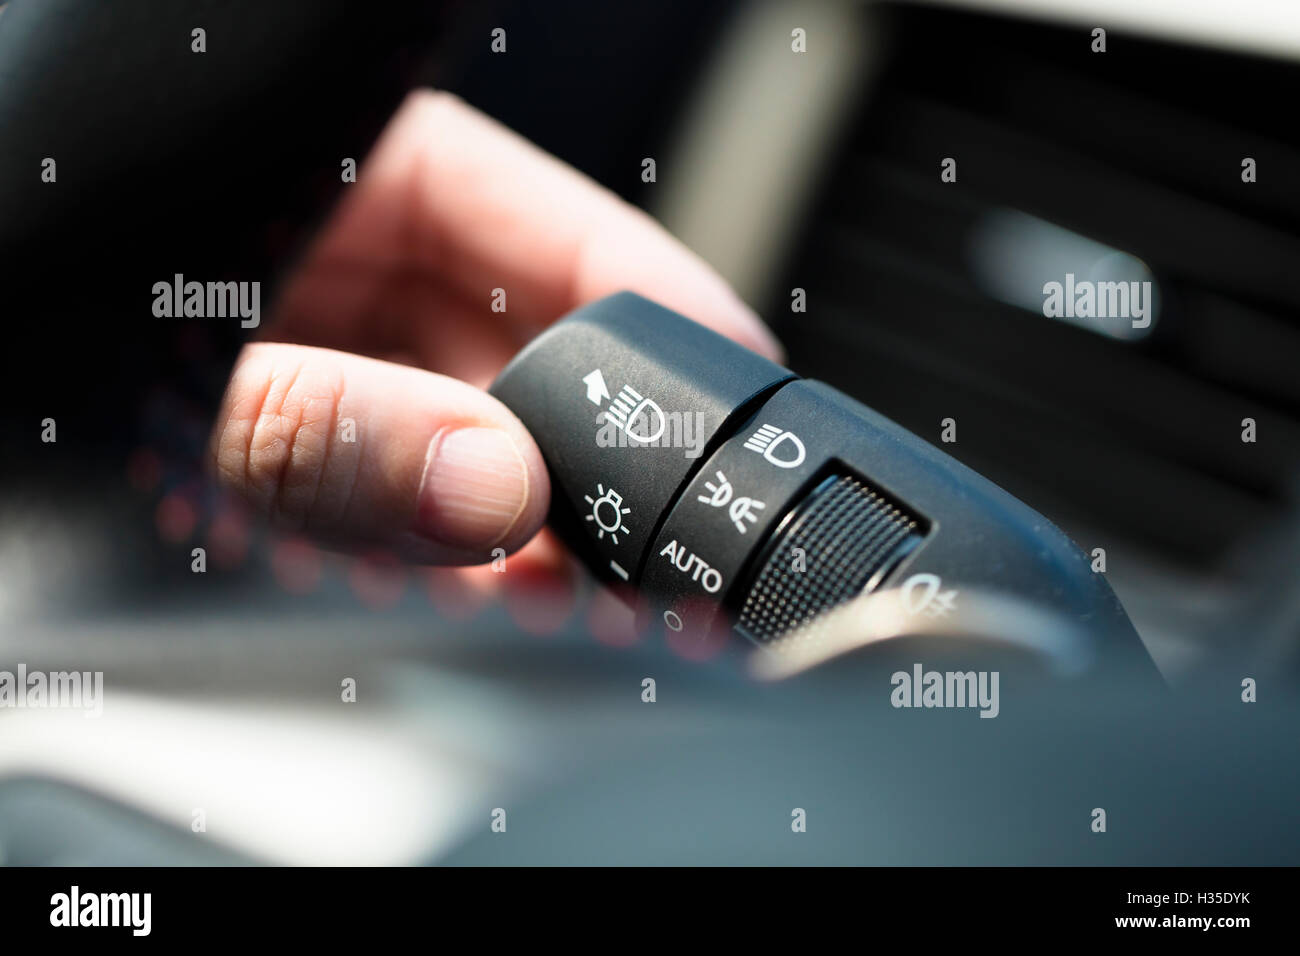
[743,424,806,469]
[698,471,733,507]
[604,383,667,444]
[582,369,610,405]
[901,573,958,618]
[697,470,766,534]
[584,369,667,444]
[728,497,765,534]
[584,484,631,544]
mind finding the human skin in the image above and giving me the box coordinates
[209,90,782,584]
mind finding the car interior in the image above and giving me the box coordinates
[1,0,1297,865]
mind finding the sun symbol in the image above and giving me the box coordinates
[584,484,631,544]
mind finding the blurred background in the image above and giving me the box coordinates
[1,0,1299,864]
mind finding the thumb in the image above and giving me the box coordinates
[210,343,550,564]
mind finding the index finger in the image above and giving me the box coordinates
[312,89,785,361]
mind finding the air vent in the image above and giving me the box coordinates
[769,3,1300,569]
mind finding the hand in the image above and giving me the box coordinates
[209,91,782,572]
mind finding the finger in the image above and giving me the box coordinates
[275,266,525,388]
[433,527,574,613]
[209,342,550,565]
[311,89,784,361]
